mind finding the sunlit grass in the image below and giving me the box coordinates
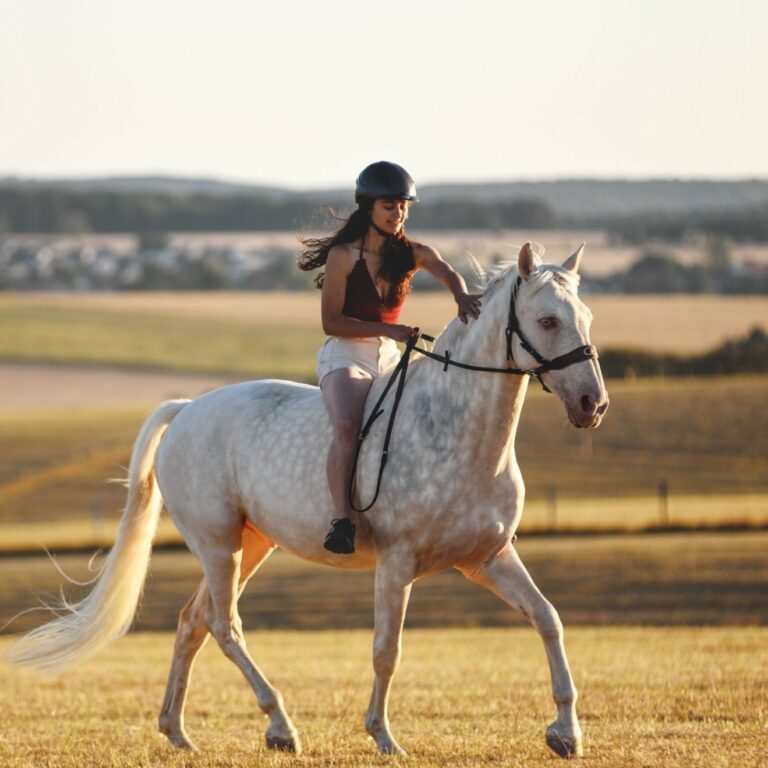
[2,532,765,633]
[0,301,323,380]
[2,291,767,362]
[2,376,766,537]
[0,627,765,767]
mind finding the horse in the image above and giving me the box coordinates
[9,241,609,759]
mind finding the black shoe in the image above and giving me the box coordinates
[323,518,356,554]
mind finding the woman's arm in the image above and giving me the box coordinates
[321,246,416,341]
[413,243,481,323]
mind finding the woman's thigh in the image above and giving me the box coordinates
[321,368,374,429]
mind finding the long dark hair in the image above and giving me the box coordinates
[298,200,415,307]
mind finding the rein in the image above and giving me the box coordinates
[348,276,598,513]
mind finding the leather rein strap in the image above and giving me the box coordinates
[348,276,599,512]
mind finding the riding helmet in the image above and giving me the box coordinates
[355,161,418,203]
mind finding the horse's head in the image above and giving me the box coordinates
[511,242,609,428]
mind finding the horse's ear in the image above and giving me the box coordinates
[518,242,538,279]
[562,243,585,274]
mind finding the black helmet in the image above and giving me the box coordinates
[355,161,418,204]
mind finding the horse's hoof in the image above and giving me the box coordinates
[163,733,199,751]
[546,725,583,758]
[266,733,302,753]
[371,735,407,756]
[159,724,198,751]
[380,742,407,757]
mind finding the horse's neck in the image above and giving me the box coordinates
[405,275,529,474]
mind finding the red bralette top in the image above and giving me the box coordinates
[342,250,407,325]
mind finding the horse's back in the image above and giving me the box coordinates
[155,377,346,560]
[158,377,326,475]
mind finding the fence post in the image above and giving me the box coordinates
[658,479,669,527]
[546,485,558,530]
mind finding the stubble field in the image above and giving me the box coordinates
[1,627,766,768]
[0,287,766,767]
[0,289,766,549]
[2,292,767,379]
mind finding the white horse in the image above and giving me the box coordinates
[10,242,608,759]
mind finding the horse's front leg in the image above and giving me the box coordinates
[365,553,414,756]
[459,543,583,758]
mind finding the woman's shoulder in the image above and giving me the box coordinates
[326,242,360,273]
[410,240,440,264]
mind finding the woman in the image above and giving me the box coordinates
[299,161,481,554]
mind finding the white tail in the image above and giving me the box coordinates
[8,399,190,672]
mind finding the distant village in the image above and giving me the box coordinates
[0,237,314,292]
[1,233,766,294]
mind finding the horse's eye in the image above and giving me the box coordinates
[540,316,557,330]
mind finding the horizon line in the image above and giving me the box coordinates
[1,172,768,192]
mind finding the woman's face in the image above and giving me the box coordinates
[371,198,409,235]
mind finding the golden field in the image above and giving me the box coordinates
[3,290,768,357]
[2,532,766,633]
[0,627,766,767]
[1,373,766,545]
[0,288,765,767]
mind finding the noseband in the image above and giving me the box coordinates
[349,274,599,512]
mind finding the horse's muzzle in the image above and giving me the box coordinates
[566,393,609,429]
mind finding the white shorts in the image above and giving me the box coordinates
[316,336,401,385]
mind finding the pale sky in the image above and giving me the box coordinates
[1,0,765,188]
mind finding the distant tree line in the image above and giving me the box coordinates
[0,188,555,233]
[2,186,767,242]
[600,327,768,378]
[596,205,768,244]
[0,189,320,233]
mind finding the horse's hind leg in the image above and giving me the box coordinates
[158,522,280,750]
[459,543,583,759]
[158,579,209,749]
[197,518,301,753]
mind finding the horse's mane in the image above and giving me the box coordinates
[476,244,580,298]
[433,245,581,349]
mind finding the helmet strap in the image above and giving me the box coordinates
[369,218,394,240]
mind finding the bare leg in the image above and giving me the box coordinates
[160,523,295,751]
[365,556,414,755]
[321,367,373,521]
[459,544,583,758]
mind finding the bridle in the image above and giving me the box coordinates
[349,274,599,512]
[413,276,597,391]
[505,276,597,392]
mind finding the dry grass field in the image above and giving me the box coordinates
[1,280,765,766]
[0,297,322,379]
[2,532,766,634]
[0,374,766,545]
[0,627,766,768]
[3,290,767,358]
[0,371,766,549]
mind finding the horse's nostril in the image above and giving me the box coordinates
[597,401,609,416]
[581,395,593,414]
